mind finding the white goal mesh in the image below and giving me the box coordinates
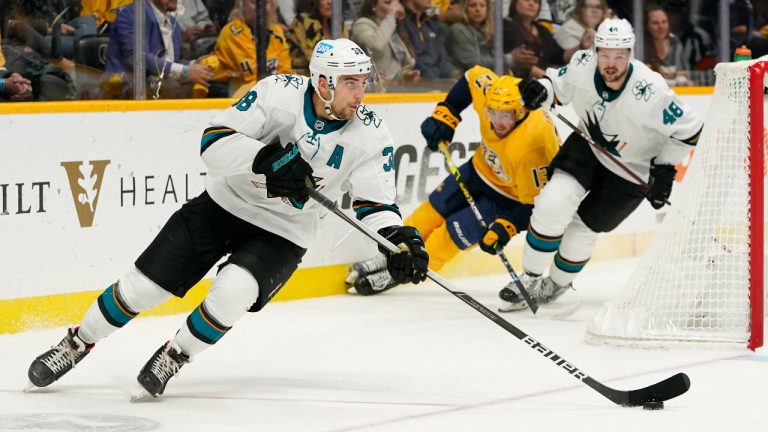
[586,59,767,349]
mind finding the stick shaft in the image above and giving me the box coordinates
[306,187,689,407]
[436,142,538,313]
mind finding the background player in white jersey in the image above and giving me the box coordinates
[26,38,429,399]
[499,18,704,312]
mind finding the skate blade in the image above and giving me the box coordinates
[22,380,39,392]
[129,388,156,403]
[498,301,581,319]
[536,301,581,319]
[345,270,359,285]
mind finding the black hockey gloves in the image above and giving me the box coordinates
[519,77,548,110]
[252,142,316,206]
[479,218,518,254]
[421,102,461,151]
[648,159,676,209]
[377,225,429,284]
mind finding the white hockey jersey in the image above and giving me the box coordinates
[541,49,704,183]
[200,74,401,248]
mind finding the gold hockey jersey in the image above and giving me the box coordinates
[195,20,293,97]
[465,65,561,204]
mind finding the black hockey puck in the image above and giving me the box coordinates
[642,401,664,410]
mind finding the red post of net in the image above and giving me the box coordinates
[748,61,766,350]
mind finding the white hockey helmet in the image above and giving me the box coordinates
[309,38,373,91]
[594,18,635,56]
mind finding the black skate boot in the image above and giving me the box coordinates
[498,272,541,312]
[136,341,190,398]
[352,269,398,296]
[28,327,94,388]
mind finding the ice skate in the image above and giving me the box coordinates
[535,277,573,304]
[133,341,190,400]
[27,327,94,388]
[498,272,541,312]
[345,255,387,285]
[349,268,398,296]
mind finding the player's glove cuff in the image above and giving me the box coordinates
[479,218,518,255]
[421,103,461,151]
[432,102,461,129]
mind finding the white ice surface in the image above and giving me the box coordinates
[1,258,765,431]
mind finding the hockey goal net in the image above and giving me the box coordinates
[586,58,767,350]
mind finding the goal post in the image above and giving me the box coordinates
[586,58,767,350]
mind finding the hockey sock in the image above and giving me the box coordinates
[548,215,597,287]
[424,225,460,271]
[174,264,259,357]
[522,224,562,275]
[78,267,172,344]
[404,201,445,242]
[549,252,589,287]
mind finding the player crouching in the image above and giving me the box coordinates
[348,65,560,301]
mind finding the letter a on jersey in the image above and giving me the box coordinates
[327,145,344,169]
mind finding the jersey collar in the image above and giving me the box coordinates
[304,85,348,134]
[593,63,634,102]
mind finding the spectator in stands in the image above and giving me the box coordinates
[351,0,420,87]
[535,0,577,32]
[553,0,606,61]
[276,0,296,26]
[5,0,97,61]
[729,0,754,51]
[663,0,716,72]
[101,0,214,99]
[176,0,218,58]
[0,33,33,101]
[400,0,456,79]
[288,0,348,75]
[80,0,133,33]
[207,0,237,29]
[503,0,567,78]
[432,0,461,22]
[1,1,77,100]
[193,0,292,98]
[446,0,495,70]
[749,0,768,57]
[606,0,631,20]
[644,5,690,86]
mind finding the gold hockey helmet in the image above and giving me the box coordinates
[485,75,524,115]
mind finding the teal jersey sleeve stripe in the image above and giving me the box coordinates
[677,125,703,146]
[353,200,401,220]
[200,127,236,154]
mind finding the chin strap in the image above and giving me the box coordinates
[316,88,343,121]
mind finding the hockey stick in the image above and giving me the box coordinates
[307,187,691,407]
[436,141,539,314]
[554,112,671,206]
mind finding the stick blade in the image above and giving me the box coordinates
[623,373,691,407]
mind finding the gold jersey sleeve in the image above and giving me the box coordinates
[463,66,561,204]
[81,0,132,26]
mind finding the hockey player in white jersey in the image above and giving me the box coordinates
[498,18,704,312]
[26,38,429,398]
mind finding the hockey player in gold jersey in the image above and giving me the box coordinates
[348,65,561,295]
[194,0,293,97]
